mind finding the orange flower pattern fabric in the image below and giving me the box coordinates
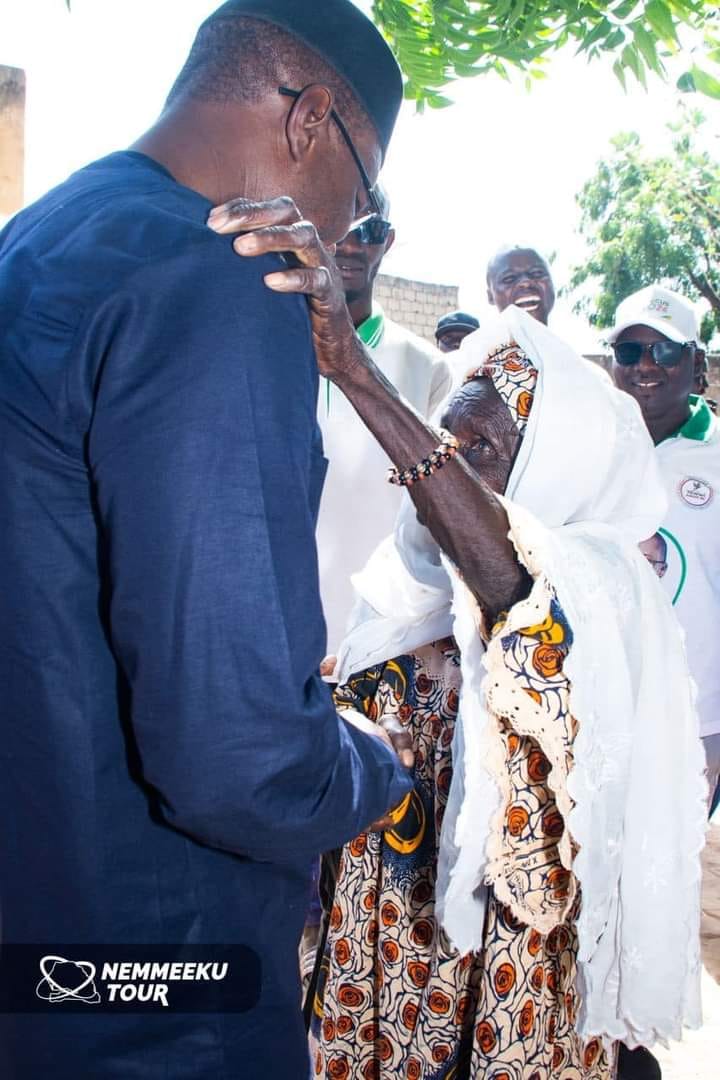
[463,342,538,437]
[311,617,613,1079]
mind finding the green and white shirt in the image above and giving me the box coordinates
[656,395,720,737]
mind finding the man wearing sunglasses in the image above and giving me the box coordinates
[610,284,720,800]
[317,191,453,655]
[611,284,720,1080]
[611,285,720,1074]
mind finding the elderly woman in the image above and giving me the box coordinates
[208,199,706,1079]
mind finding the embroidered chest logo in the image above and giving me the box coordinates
[679,477,713,508]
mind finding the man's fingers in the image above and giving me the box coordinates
[233,221,325,267]
[207,195,302,233]
[380,717,415,770]
[264,266,335,298]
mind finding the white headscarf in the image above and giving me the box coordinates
[337,306,706,1049]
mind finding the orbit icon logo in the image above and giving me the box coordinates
[36,956,102,1005]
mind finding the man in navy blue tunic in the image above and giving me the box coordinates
[0,3,413,1076]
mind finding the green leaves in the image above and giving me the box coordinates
[645,0,679,47]
[371,1,720,107]
[688,64,720,99]
[570,107,720,338]
[59,1,720,108]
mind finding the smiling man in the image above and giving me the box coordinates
[610,286,720,804]
[486,244,556,325]
[609,282,720,1080]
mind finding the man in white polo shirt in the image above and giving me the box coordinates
[318,192,453,653]
[609,285,720,798]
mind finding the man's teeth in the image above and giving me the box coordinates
[516,296,540,306]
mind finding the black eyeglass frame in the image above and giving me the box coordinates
[612,339,695,368]
[278,86,382,220]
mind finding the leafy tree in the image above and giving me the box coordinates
[62,2,720,109]
[370,1,720,108]
[569,108,720,341]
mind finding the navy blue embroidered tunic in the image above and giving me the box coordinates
[0,152,412,1079]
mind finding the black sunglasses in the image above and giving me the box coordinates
[613,340,694,368]
[351,218,392,246]
[279,86,381,219]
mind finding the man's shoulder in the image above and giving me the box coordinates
[2,153,292,324]
[381,317,441,361]
[660,416,720,468]
[10,154,219,271]
[658,419,720,517]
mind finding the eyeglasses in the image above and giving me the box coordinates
[613,340,694,367]
[350,217,392,246]
[279,86,381,220]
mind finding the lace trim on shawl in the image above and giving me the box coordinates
[460,568,578,936]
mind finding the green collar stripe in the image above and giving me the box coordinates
[676,395,715,442]
[357,305,385,349]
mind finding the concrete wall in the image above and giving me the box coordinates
[375,273,459,344]
[0,65,25,216]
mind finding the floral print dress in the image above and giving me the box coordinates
[310,601,615,1080]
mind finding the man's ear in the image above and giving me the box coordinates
[486,283,495,306]
[694,347,706,379]
[284,84,334,164]
[383,227,396,257]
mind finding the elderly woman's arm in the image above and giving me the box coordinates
[208,198,529,623]
[329,343,531,622]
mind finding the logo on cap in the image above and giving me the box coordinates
[647,298,671,319]
[679,477,713,508]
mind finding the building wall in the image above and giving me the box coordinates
[0,65,25,216]
[375,273,459,344]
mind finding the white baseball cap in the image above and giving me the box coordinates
[607,285,699,345]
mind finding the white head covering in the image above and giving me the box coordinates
[337,306,663,678]
[337,306,706,1049]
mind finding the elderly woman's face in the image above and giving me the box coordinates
[442,377,521,494]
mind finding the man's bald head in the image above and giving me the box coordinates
[486,245,555,325]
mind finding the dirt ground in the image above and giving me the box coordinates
[653,816,720,1078]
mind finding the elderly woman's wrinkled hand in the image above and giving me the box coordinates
[207,196,366,384]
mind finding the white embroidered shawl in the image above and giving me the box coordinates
[337,306,706,1048]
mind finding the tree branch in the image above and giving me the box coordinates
[687,269,720,314]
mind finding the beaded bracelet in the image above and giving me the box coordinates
[387,429,460,487]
